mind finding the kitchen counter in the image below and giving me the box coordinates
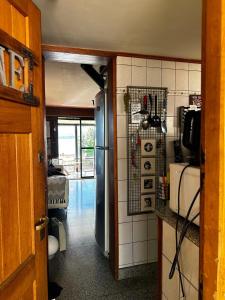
[155,201,200,247]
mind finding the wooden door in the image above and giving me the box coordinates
[200,0,225,299]
[0,1,48,299]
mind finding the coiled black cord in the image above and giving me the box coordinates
[171,164,190,297]
[169,187,200,279]
[168,164,200,298]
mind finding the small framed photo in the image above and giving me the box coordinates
[141,194,155,212]
[141,176,155,194]
[141,157,155,175]
[141,139,156,156]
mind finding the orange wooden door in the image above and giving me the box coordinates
[0,0,48,299]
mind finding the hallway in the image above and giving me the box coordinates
[49,179,157,299]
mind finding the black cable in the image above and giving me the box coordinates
[173,164,190,297]
[170,211,200,277]
[169,186,200,284]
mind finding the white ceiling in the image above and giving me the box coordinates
[45,61,99,107]
[34,0,202,60]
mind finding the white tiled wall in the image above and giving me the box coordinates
[116,56,201,269]
[162,221,199,299]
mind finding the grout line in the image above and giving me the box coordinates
[119,239,158,246]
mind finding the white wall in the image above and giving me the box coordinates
[116,56,201,269]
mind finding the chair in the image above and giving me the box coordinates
[47,175,69,209]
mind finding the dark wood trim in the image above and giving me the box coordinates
[8,0,29,16]
[46,106,94,119]
[42,44,201,64]
[0,28,39,64]
[107,57,118,280]
[157,218,162,300]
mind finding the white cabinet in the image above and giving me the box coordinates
[162,221,199,299]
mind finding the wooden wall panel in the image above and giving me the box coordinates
[0,101,31,133]
[0,0,12,35]
[0,258,35,300]
[0,134,20,281]
[16,134,34,261]
[11,5,26,44]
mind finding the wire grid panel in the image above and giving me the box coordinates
[127,86,167,215]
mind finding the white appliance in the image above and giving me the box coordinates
[169,163,200,226]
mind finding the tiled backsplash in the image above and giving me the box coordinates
[116,56,201,269]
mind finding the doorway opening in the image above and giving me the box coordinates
[56,118,96,179]
[44,49,158,299]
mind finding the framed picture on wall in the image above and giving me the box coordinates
[141,194,155,212]
[141,139,156,156]
[141,157,155,175]
[141,176,155,194]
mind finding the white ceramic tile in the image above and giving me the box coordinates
[117,159,127,180]
[117,93,127,115]
[133,241,148,263]
[175,95,189,108]
[117,137,127,159]
[166,137,175,158]
[119,222,132,244]
[162,221,177,262]
[131,66,147,86]
[119,243,133,266]
[148,219,158,240]
[167,116,176,137]
[176,62,189,70]
[132,57,147,67]
[116,87,126,94]
[118,180,127,202]
[182,275,199,300]
[147,59,161,68]
[162,292,168,300]
[179,236,199,289]
[167,95,175,116]
[133,214,148,222]
[117,115,127,137]
[117,56,132,65]
[147,67,162,87]
[118,201,132,223]
[148,240,158,262]
[162,61,175,69]
[133,220,148,242]
[176,70,188,91]
[162,69,175,91]
[189,63,201,71]
[119,263,133,269]
[189,71,201,92]
[162,255,180,300]
[117,65,132,87]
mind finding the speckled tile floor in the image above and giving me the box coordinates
[49,179,158,299]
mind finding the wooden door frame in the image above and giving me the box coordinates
[42,48,119,279]
[200,0,225,299]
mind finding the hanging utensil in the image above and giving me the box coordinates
[130,134,137,168]
[151,94,161,127]
[141,95,150,129]
[161,99,167,134]
[147,94,154,126]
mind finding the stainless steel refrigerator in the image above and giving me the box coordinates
[95,90,109,256]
